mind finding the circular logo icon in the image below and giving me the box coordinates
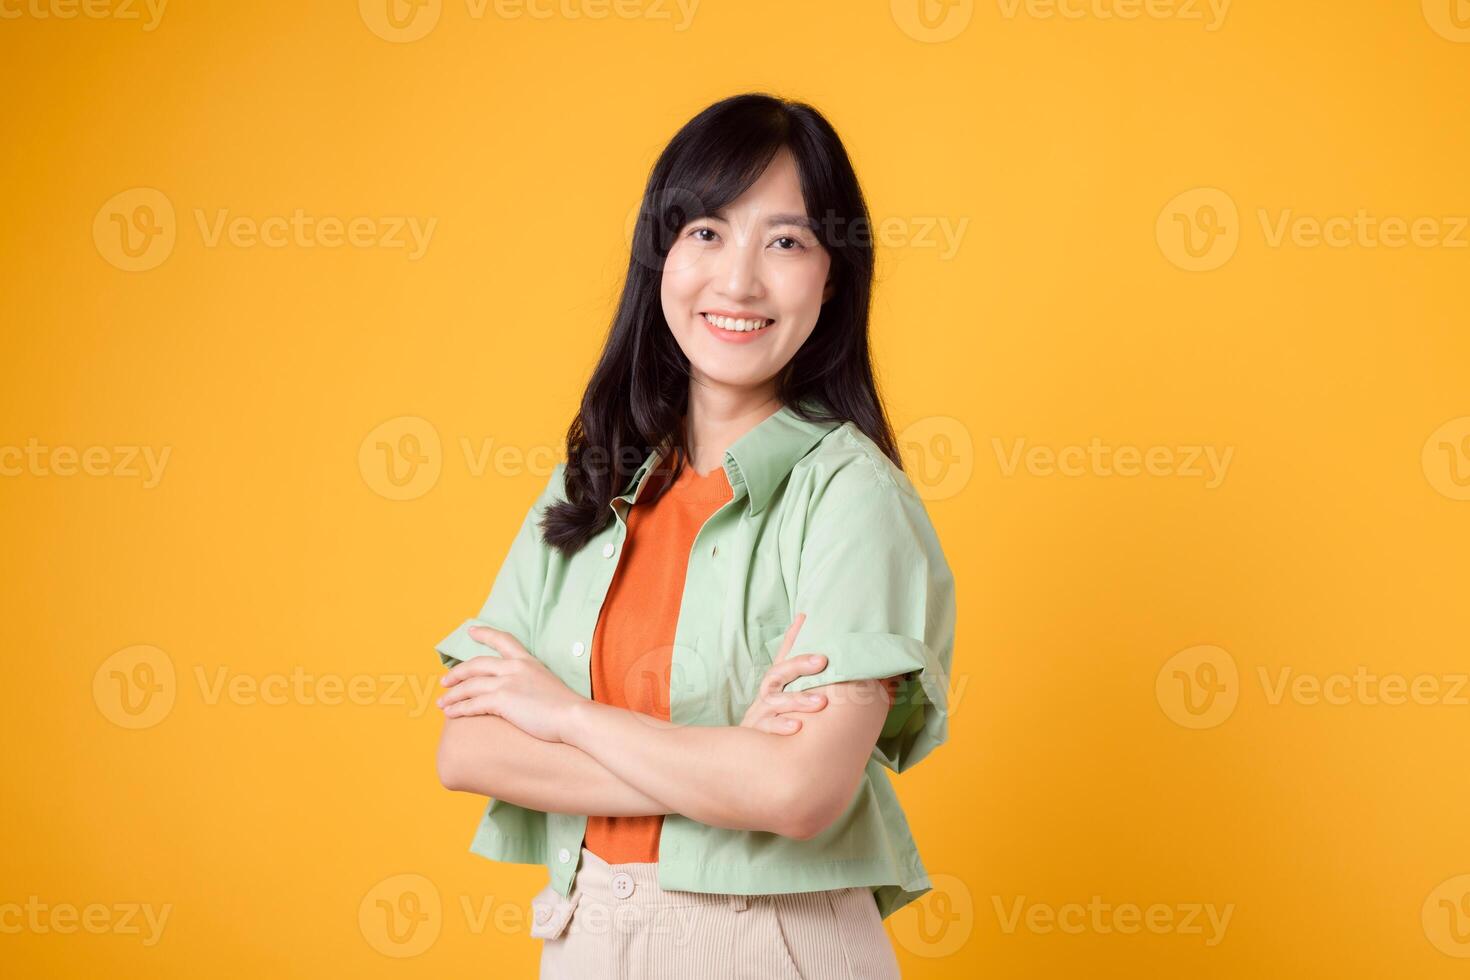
[1423,0,1470,42]
[94,188,176,272]
[614,641,724,729]
[890,0,975,43]
[1156,187,1239,272]
[1422,416,1470,501]
[359,416,442,501]
[1423,874,1470,957]
[1156,644,1238,730]
[897,416,973,501]
[359,873,442,957]
[889,873,974,958]
[93,645,177,729]
[360,0,441,42]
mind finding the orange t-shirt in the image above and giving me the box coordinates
[582,454,733,864]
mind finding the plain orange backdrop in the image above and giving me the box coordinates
[3,1,1469,977]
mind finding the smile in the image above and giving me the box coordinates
[701,312,775,333]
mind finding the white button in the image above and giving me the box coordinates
[611,872,635,899]
[535,907,550,923]
[571,641,585,658]
[558,848,571,864]
[602,542,615,558]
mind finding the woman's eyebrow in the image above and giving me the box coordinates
[710,208,819,232]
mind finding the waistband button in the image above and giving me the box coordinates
[611,872,635,899]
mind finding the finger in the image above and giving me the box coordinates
[758,715,802,735]
[439,655,510,687]
[760,690,827,714]
[467,626,531,659]
[759,653,828,697]
[437,676,499,707]
[442,693,500,718]
[772,612,807,664]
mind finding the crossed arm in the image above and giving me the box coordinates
[435,624,899,840]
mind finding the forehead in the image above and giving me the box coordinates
[719,146,807,218]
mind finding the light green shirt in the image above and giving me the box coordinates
[435,397,957,920]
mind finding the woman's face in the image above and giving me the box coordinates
[660,145,834,396]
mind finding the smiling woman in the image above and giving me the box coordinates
[432,92,956,980]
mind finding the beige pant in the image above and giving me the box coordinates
[530,847,901,979]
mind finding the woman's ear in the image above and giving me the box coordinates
[822,275,836,304]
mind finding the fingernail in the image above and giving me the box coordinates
[783,719,797,729]
[807,656,823,665]
[803,694,821,704]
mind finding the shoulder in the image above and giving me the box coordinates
[794,421,922,506]
[785,420,955,582]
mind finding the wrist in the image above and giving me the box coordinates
[561,696,598,745]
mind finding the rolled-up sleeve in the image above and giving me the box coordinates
[779,460,957,773]
[435,464,565,668]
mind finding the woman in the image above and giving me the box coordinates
[433,93,957,979]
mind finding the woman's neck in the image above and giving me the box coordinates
[682,387,781,477]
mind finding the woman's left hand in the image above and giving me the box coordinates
[436,626,586,742]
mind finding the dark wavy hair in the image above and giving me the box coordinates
[540,92,901,557]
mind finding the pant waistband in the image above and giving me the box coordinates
[571,847,750,911]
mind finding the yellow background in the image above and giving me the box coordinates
[3,0,1469,976]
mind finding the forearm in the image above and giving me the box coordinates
[562,700,801,836]
[437,715,674,817]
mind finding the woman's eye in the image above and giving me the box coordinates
[772,236,803,251]
[691,227,718,242]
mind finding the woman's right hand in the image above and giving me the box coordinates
[740,613,832,735]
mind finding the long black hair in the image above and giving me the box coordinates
[540,92,901,557]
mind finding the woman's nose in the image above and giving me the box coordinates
[716,234,762,297]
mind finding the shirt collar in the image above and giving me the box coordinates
[615,397,840,516]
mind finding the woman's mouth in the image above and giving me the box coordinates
[700,311,775,335]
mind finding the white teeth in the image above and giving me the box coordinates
[702,312,773,332]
